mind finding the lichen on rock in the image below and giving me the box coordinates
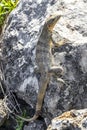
[47,109,87,130]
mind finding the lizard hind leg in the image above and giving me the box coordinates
[48,66,63,76]
[49,66,66,85]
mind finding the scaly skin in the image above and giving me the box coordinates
[16,15,64,121]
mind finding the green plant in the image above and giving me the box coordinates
[0,0,18,26]
[16,110,26,130]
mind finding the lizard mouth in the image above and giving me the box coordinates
[46,15,61,31]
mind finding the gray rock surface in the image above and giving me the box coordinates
[24,120,46,130]
[0,0,87,129]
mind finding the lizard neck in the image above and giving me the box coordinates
[39,25,52,42]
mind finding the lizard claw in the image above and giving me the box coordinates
[57,78,65,84]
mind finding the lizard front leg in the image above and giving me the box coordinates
[50,34,69,48]
[49,34,68,66]
[48,66,65,84]
[49,37,65,84]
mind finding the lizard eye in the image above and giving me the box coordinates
[48,25,51,28]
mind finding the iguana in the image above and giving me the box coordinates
[15,14,66,121]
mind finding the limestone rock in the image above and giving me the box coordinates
[0,0,87,129]
[47,109,87,130]
[24,120,46,130]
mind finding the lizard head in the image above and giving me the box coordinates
[46,15,61,31]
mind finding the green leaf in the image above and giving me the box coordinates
[0,0,19,26]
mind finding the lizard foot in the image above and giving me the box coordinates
[57,78,69,87]
[49,66,63,76]
[49,66,67,86]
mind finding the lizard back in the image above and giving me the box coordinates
[36,24,52,72]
